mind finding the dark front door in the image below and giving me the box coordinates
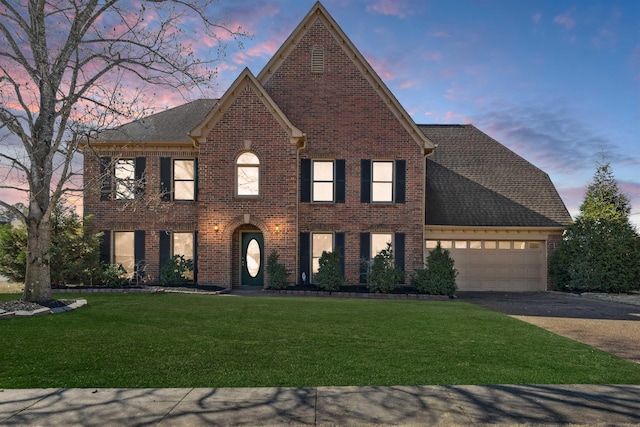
[241,232,264,286]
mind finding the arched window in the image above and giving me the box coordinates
[237,152,259,196]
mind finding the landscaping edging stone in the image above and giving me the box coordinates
[258,289,451,300]
[0,299,87,320]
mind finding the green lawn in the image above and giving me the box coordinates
[1,293,639,388]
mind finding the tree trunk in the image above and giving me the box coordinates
[23,215,53,302]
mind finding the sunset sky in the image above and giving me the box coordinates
[194,0,639,227]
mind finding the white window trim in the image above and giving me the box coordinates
[371,232,393,258]
[114,159,136,200]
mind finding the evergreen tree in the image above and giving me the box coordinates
[550,158,640,292]
[579,157,631,222]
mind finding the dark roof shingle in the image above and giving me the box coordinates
[97,99,218,143]
[420,124,571,228]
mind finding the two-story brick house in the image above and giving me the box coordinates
[84,2,570,292]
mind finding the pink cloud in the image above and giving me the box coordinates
[364,54,397,81]
[366,0,409,19]
[532,13,542,25]
[400,80,417,89]
[554,11,576,30]
[231,39,279,65]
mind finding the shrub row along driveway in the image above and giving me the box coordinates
[458,292,640,364]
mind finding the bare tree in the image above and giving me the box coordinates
[0,0,243,302]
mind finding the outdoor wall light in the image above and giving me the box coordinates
[214,225,219,232]
[275,225,280,233]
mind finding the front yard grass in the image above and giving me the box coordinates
[1,293,639,388]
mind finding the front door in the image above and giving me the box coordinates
[241,232,264,286]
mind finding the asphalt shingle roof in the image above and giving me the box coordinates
[97,99,218,142]
[420,124,571,228]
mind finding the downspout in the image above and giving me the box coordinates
[423,146,436,267]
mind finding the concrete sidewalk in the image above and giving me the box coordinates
[2,385,639,426]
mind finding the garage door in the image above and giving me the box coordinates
[425,240,546,292]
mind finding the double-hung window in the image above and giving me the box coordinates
[160,158,197,201]
[237,152,260,196]
[371,161,394,202]
[114,159,136,200]
[101,157,146,201]
[312,233,334,277]
[173,160,195,201]
[172,232,195,280]
[360,159,405,203]
[312,161,334,202]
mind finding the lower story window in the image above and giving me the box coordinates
[173,232,194,280]
[114,231,135,278]
[371,233,393,258]
[312,233,334,278]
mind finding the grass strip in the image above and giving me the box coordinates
[1,293,639,388]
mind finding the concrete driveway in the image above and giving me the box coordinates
[458,292,640,364]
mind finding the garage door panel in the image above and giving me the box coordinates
[442,240,545,292]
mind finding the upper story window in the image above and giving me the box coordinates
[160,157,197,202]
[114,159,136,200]
[101,157,146,201]
[237,152,260,196]
[372,161,394,202]
[360,159,405,204]
[313,160,334,202]
[173,159,195,201]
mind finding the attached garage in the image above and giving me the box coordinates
[425,238,546,292]
[420,125,572,292]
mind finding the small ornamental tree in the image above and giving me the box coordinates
[368,243,403,293]
[550,158,640,292]
[266,250,291,289]
[315,248,344,291]
[412,242,458,295]
[160,255,194,286]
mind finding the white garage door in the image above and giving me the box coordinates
[425,240,546,292]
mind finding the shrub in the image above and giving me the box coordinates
[412,242,457,295]
[98,263,130,287]
[368,243,403,293]
[266,250,291,289]
[315,248,344,290]
[550,217,640,293]
[160,255,194,286]
[0,223,26,282]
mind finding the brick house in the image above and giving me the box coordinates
[83,2,570,292]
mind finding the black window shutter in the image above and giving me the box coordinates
[360,159,371,203]
[394,232,405,283]
[159,231,170,270]
[135,157,146,196]
[300,159,311,202]
[335,160,346,203]
[100,157,112,201]
[395,160,406,204]
[192,231,198,283]
[335,232,345,277]
[160,157,172,201]
[134,230,146,279]
[99,230,111,265]
[299,232,310,284]
[194,158,199,202]
[359,232,370,283]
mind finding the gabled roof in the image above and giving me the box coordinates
[190,68,305,147]
[257,1,434,154]
[94,99,217,147]
[421,124,571,228]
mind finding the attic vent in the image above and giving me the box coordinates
[311,47,324,74]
